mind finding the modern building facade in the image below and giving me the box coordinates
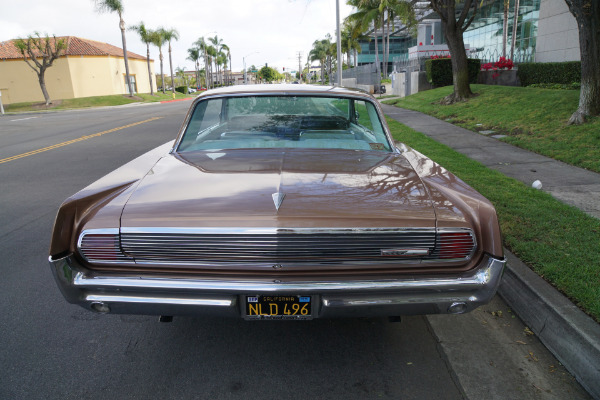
[355,0,579,68]
[0,36,155,105]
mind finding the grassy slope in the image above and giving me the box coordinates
[4,92,190,113]
[387,118,600,322]
[383,85,600,173]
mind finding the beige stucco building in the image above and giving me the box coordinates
[0,36,156,105]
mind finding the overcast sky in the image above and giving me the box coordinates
[1,0,355,73]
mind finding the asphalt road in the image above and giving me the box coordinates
[0,101,590,400]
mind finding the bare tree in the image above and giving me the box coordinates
[94,0,134,96]
[563,0,600,125]
[14,33,66,105]
[429,0,480,104]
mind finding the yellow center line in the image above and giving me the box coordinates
[0,116,163,165]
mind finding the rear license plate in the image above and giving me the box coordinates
[245,295,312,320]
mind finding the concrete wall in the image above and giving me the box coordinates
[0,55,156,104]
[70,56,155,98]
[535,0,580,62]
[0,57,75,104]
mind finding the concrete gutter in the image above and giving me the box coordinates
[499,250,600,399]
[381,104,600,399]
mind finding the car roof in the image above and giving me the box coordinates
[196,84,372,98]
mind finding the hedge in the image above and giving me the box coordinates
[175,86,188,94]
[425,58,480,87]
[517,62,581,86]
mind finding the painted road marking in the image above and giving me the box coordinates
[0,117,163,165]
[10,117,38,122]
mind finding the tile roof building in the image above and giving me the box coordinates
[0,36,155,105]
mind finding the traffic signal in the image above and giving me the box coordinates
[283,67,285,71]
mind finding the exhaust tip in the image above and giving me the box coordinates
[448,302,468,314]
[90,302,110,313]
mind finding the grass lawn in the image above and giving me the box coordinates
[383,85,600,173]
[4,92,191,113]
[387,117,600,322]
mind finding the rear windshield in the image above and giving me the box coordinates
[177,95,392,152]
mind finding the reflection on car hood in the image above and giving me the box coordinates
[120,149,437,229]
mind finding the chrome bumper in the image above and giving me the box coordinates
[49,254,506,318]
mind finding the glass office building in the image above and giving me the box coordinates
[356,0,542,66]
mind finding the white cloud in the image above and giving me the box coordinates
[1,0,355,73]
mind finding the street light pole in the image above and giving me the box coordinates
[336,0,342,86]
[243,52,259,85]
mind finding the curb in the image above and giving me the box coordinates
[499,250,600,399]
[160,97,194,104]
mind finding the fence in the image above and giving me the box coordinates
[392,47,535,73]
[332,63,380,86]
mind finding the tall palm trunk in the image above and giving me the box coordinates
[119,15,134,96]
[159,49,165,94]
[502,0,509,58]
[146,43,153,95]
[510,0,520,60]
[168,42,175,94]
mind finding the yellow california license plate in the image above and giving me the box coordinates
[245,295,313,320]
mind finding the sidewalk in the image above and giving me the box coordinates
[381,104,600,399]
[381,104,600,219]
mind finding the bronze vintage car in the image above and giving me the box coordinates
[49,84,505,320]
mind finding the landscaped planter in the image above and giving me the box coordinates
[478,69,520,86]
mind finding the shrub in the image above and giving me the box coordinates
[481,57,514,71]
[175,86,188,94]
[517,62,581,86]
[425,58,480,87]
[528,82,581,90]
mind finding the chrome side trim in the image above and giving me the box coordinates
[49,254,505,317]
[119,227,438,235]
[86,294,232,307]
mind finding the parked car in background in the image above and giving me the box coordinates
[49,84,505,320]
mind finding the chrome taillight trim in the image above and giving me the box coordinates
[77,228,134,264]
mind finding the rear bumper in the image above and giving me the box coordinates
[49,254,505,318]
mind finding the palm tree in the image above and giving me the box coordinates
[160,28,179,94]
[309,39,328,84]
[206,45,217,87]
[187,46,201,89]
[347,0,383,74]
[194,37,210,89]
[209,35,223,85]
[221,44,231,85]
[94,0,134,96]
[129,22,155,95]
[150,29,166,93]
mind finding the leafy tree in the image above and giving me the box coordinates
[14,33,66,105]
[258,66,278,83]
[429,0,481,104]
[94,0,134,96]
[563,0,600,125]
[160,28,179,94]
[150,29,166,93]
[129,22,155,95]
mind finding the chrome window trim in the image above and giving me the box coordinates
[171,91,394,154]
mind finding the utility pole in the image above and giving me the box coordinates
[336,0,342,86]
[297,51,302,82]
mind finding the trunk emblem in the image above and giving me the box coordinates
[272,192,286,211]
[381,248,430,257]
